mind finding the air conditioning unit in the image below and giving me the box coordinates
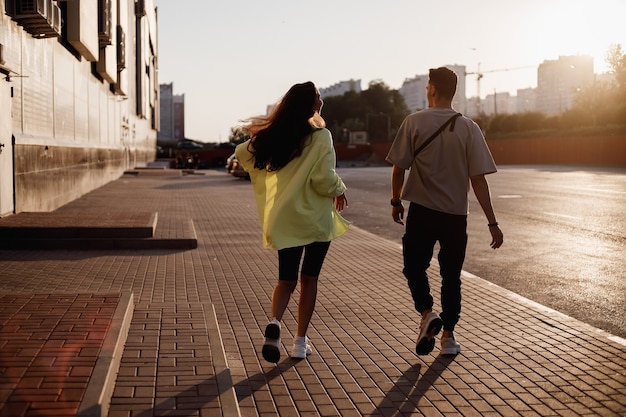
[98,0,112,46]
[13,0,48,23]
[45,0,54,25]
[117,25,126,71]
[11,0,61,38]
[45,1,62,37]
[134,0,145,17]
[31,0,61,38]
[14,0,47,20]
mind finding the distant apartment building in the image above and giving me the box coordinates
[264,79,362,116]
[399,74,428,113]
[158,83,185,144]
[395,57,603,121]
[482,91,516,116]
[319,79,362,98]
[0,0,159,215]
[465,96,482,119]
[399,65,467,114]
[536,55,594,115]
[516,88,537,113]
[313,55,602,140]
[448,64,467,115]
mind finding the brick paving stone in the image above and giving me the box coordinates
[0,170,625,416]
[0,293,120,417]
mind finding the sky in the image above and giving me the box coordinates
[155,0,626,143]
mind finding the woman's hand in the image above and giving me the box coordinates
[489,224,504,249]
[335,193,348,212]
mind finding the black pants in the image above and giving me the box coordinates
[402,203,467,332]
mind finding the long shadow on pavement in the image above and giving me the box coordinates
[234,359,298,401]
[372,355,456,416]
[129,359,296,417]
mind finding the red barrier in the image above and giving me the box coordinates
[336,135,626,167]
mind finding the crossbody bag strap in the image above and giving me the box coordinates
[413,112,462,157]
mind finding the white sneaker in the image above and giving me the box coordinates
[416,311,443,355]
[440,337,461,356]
[290,336,312,359]
[262,322,281,363]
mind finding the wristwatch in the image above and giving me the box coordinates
[390,199,402,207]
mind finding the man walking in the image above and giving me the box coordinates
[386,67,504,356]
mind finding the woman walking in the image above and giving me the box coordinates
[235,81,349,363]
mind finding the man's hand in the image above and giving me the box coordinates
[392,205,404,225]
[489,225,503,249]
[390,165,406,226]
[470,174,503,249]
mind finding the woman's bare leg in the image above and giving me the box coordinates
[271,280,297,321]
[296,274,318,337]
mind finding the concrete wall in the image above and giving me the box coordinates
[14,145,127,211]
[0,0,159,214]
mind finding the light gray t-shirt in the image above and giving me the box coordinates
[386,107,497,215]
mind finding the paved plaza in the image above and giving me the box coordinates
[1,169,625,416]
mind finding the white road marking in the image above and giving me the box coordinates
[543,211,582,220]
[567,186,626,195]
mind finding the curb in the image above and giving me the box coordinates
[205,303,240,417]
[77,292,135,417]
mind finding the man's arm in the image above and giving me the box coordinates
[470,174,503,249]
[391,165,406,225]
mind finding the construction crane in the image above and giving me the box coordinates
[465,63,536,100]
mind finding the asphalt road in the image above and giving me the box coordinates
[336,165,626,339]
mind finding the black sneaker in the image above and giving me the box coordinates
[262,323,281,363]
[416,312,443,355]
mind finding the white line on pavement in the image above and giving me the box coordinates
[543,212,583,220]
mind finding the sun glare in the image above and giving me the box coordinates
[530,0,625,74]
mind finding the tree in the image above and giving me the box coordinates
[228,127,249,144]
[320,81,409,143]
[546,44,626,128]
[606,43,626,96]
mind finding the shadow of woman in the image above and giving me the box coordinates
[372,355,456,416]
[129,359,297,417]
[233,359,298,401]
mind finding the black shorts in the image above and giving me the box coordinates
[278,241,331,281]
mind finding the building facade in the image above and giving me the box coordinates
[482,91,515,116]
[399,74,427,113]
[0,0,159,216]
[516,87,537,113]
[447,64,467,115]
[465,96,482,119]
[536,55,594,116]
[319,79,361,99]
[158,83,184,144]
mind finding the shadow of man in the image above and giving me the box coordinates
[372,355,456,416]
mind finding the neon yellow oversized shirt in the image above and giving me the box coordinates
[235,128,350,250]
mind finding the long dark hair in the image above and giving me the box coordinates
[242,81,326,172]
